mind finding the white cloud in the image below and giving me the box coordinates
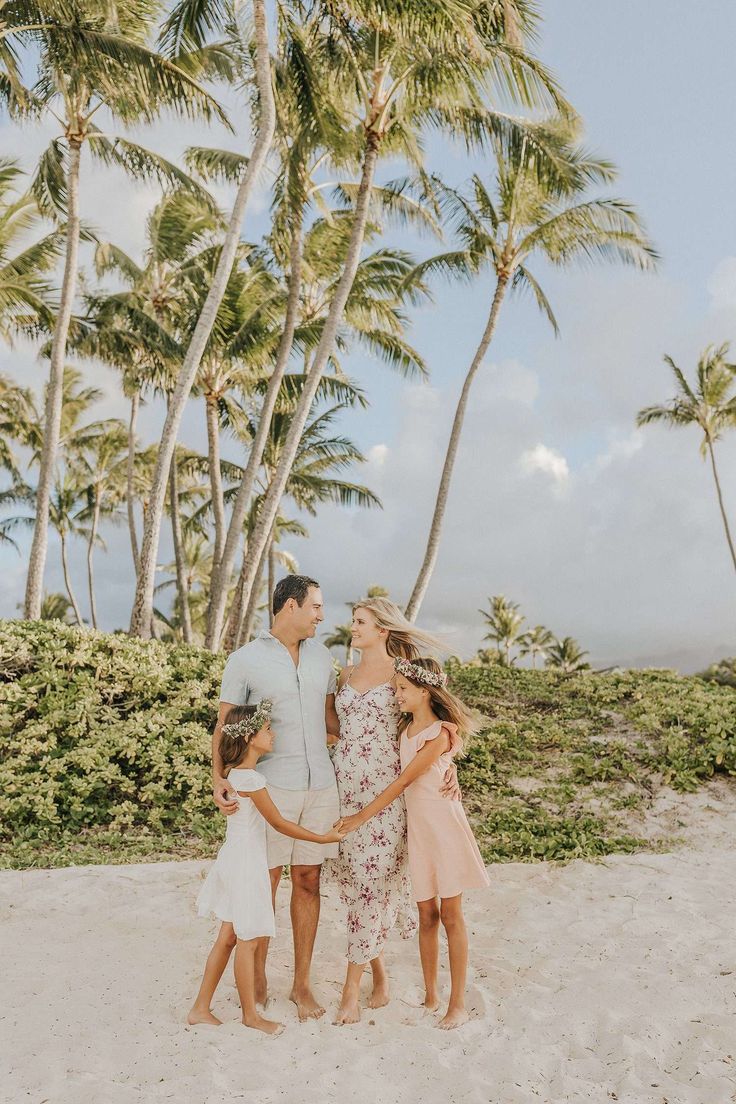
[519,443,570,487]
[707,256,736,314]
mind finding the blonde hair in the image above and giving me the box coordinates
[395,656,480,745]
[353,596,442,661]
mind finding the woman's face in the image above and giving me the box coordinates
[350,606,384,650]
[394,673,426,714]
[250,719,275,754]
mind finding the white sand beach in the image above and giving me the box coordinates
[3,783,736,1104]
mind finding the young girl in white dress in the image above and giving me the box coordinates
[188,701,345,1036]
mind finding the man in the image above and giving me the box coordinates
[212,575,340,1021]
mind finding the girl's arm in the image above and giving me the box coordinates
[243,788,344,844]
[339,728,451,833]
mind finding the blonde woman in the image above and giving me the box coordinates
[327,597,459,1025]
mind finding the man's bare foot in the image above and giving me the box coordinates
[289,989,325,1021]
[333,998,360,1025]
[242,1014,284,1036]
[187,1008,222,1026]
[437,1007,469,1030]
[367,982,389,1009]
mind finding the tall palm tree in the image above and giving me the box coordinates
[479,594,526,666]
[636,344,736,574]
[20,0,225,619]
[545,636,589,674]
[519,624,554,669]
[405,122,657,618]
[130,0,277,637]
[207,0,567,649]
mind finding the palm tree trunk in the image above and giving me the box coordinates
[126,390,140,575]
[405,272,510,620]
[24,138,82,619]
[60,531,83,626]
[267,526,276,628]
[86,495,100,630]
[346,643,353,666]
[707,439,736,572]
[224,134,382,632]
[205,391,226,576]
[129,0,276,638]
[205,212,305,649]
[168,459,193,644]
[237,540,268,648]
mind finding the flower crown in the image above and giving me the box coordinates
[394,657,447,688]
[221,699,273,741]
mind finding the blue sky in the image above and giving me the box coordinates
[1,1,735,669]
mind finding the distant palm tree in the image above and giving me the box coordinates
[405,122,657,619]
[324,624,354,666]
[519,624,554,669]
[545,636,589,674]
[636,343,736,574]
[74,424,128,628]
[0,159,60,341]
[48,475,89,626]
[39,592,75,623]
[479,595,527,666]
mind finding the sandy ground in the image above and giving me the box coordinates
[3,784,736,1104]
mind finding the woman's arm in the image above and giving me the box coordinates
[338,729,450,833]
[246,788,344,844]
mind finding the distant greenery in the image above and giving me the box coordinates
[1,621,733,869]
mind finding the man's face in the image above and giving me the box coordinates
[292,586,324,639]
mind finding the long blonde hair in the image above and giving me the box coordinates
[353,596,442,661]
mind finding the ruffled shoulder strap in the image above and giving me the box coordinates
[439,721,463,758]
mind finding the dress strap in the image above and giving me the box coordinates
[343,664,356,689]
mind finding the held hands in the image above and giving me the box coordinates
[322,825,348,844]
[333,813,363,835]
[439,761,462,801]
[213,778,239,816]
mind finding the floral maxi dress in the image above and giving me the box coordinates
[326,675,417,964]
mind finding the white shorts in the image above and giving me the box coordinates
[266,783,340,869]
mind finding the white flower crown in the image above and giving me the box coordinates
[394,657,448,688]
[221,699,273,741]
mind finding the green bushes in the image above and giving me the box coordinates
[1,621,733,869]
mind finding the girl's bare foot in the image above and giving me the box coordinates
[367,981,389,1009]
[423,992,440,1013]
[333,998,360,1025]
[437,1007,469,1030]
[187,1008,222,1026]
[242,1014,284,1036]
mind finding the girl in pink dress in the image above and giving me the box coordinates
[338,657,489,1030]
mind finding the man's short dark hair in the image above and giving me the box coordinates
[272,575,320,616]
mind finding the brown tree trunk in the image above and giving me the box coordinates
[126,390,140,575]
[405,273,510,620]
[86,494,100,629]
[237,540,268,647]
[24,138,82,619]
[60,531,83,626]
[205,390,226,576]
[267,527,276,629]
[707,438,736,573]
[168,458,193,643]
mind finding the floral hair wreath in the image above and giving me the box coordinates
[394,657,448,689]
[222,699,273,741]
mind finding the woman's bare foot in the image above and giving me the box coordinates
[333,997,361,1025]
[367,981,389,1009]
[437,1007,469,1030]
[187,1007,222,1026]
[289,988,325,1021]
[242,1014,284,1036]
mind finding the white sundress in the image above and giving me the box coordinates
[196,768,276,942]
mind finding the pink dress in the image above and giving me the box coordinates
[400,720,490,902]
[326,677,416,964]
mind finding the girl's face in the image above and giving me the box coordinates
[394,673,426,714]
[250,720,275,755]
[350,606,385,650]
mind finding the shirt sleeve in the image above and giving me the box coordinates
[220,650,251,705]
[327,659,337,696]
[232,770,266,793]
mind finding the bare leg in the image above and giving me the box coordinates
[367,952,390,1009]
[417,898,441,1012]
[187,922,236,1025]
[334,960,365,1024]
[254,866,282,1007]
[438,895,469,1030]
[234,938,284,1035]
[289,864,325,1020]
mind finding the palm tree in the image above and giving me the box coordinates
[324,623,354,666]
[636,344,736,574]
[207,0,568,649]
[519,624,554,669]
[20,0,225,620]
[48,474,89,625]
[39,592,75,623]
[545,636,589,674]
[130,0,277,637]
[0,158,60,340]
[74,423,128,628]
[404,122,658,619]
[479,594,526,666]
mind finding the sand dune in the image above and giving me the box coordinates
[3,801,736,1104]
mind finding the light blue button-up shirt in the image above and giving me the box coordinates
[220,631,337,792]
